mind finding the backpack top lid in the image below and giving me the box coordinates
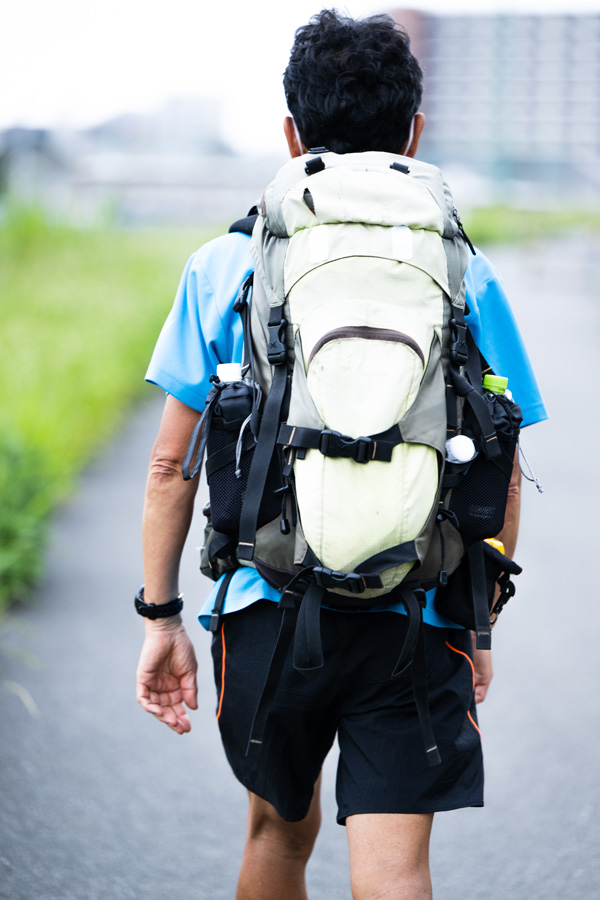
[260,151,460,243]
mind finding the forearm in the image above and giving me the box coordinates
[495,447,521,560]
[142,464,199,605]
[141,395,202,608]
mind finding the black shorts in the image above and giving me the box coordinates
[211,599,483,824]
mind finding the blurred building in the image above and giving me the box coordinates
[393,9,600,205]
[0,98,284,227]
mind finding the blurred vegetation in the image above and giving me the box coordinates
[1,202,599,612]
[465,205,600,245]
[0,206,220,612]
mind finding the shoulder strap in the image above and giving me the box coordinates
[229,208,259,236]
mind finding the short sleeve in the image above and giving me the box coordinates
[145,232,253,411]
[464,250,547,427]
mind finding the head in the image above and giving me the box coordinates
[283,9,424,158]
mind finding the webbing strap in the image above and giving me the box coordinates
[182,390,221,480]
[246,608,297,758]
[468,542,492,650]
[208,569,235,633]
[234,274,256,388]
[278,423,403,464]
[451,368,501,460]
[293,583,326,676]
[237,362,288,561]
[390,585,424,678]
[411,615,442,767]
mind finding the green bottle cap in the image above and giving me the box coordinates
[483,374,508,394]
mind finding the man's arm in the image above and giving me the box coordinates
[136,395,201,734]
[472,447,522,703]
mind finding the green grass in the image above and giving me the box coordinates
[464,205,600,246]
[1,201,598,611]
[0,207,221,610]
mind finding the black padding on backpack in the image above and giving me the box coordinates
[229,208,259,236]
[246,608,297,758]
[355,541,419,578]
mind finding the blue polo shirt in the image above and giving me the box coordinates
[146,232,547,629]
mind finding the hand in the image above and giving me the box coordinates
[136,618,198,734]
[471,636,493,704]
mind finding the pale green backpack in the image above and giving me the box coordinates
[185,151,509,764]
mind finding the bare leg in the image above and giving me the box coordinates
[346,812,434,900]
[236,775,322,900]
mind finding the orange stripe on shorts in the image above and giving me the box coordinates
[216,624,226,720]
[445,640,475,690]
[446,641,482,737]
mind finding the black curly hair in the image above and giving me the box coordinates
[283,9,423,154]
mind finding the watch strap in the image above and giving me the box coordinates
[134,585,184,619]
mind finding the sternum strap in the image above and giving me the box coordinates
[278,423,403,464]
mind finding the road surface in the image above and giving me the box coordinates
[1,237,599,899]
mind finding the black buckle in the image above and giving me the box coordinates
[450,318,468,365]
[313,568,366,594]
[267,317,287,365]
[305,156,326,176]
[318,430,372,463]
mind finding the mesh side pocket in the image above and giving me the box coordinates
[449,454,510,544]
[207,437,282,538]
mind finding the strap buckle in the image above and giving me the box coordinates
[450,318,468,365]
[313,567,366,594]
[267,318,287,365]
[319,430,372,463]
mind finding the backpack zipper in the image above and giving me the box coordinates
[307,326,425,367]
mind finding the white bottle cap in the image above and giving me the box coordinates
[216,363,243,382]
[445,435,477,464]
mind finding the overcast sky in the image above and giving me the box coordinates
[3,0,598,154]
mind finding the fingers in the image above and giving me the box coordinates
[181,672,199,710]
[136,683,195,733]
[137,694,192,734]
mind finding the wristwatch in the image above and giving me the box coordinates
[134,585,184,619]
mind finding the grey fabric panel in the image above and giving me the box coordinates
[443,235,469,307]
[398,337,447,453]
[254,515,298,573]
[250,217,287,307]
[406,158,459,239]
[408,514,464,584]
[248,266,274,393]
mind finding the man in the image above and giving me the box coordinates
[136,10,546,899]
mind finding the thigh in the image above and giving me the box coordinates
[335,619,484,823]
[346,812,433,900]
[211,600,339,822]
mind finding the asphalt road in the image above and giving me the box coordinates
[1,237,599,899]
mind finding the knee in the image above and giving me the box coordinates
[350,866,432,900]
[246,793,321,864]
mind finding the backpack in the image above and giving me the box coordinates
[184,151,523,764]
